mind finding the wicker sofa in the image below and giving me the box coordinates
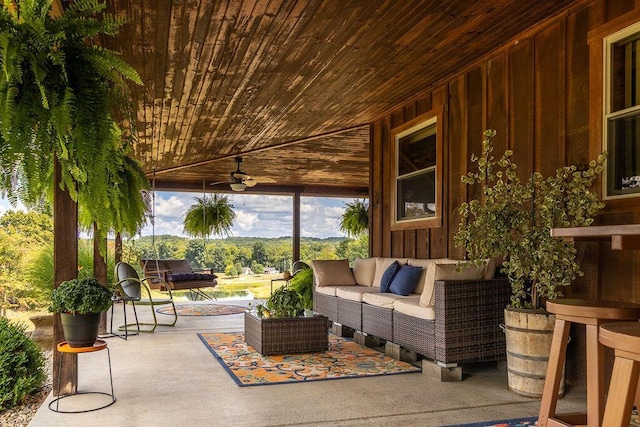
[312,257,510,368]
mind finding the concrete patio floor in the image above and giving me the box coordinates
[29,299,587,427]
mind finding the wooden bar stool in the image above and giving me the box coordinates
[599,322,640,427]
[538,299,640,427]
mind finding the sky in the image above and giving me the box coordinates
[0,191,361,239]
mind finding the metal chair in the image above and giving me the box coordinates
[112,262,177,334]
[292,260,311,276]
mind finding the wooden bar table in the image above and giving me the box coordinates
[539,224,640,426]
[551,224,640,250]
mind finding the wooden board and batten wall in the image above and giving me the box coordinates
[370,0,640,306]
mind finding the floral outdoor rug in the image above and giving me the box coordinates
[156,303,246,316]
[441,417,537,427]
[442,408,640,426]
[197,332,421,386]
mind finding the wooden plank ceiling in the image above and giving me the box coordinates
[104,0,581,195]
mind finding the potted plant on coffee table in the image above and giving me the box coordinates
[245,287,328,355]
[454,130,606,397]
[49,278,113,348]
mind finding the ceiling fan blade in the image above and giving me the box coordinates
[209,181,227,186]
[243,178,257,187]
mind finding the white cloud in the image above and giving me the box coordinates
[234,210,259,232]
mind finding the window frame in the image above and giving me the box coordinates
[603,20,640,200]
[389,106,443,231]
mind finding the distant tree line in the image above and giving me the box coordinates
[123,234,368,276]
[0,210,368,312]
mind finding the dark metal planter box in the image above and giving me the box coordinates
[244,311,329,355]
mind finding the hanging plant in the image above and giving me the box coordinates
[0,0,148,236]
[183,194,236,238]
[339,199,369,237]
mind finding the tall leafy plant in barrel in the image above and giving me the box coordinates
[49,278,113,347]
[183,194,236,238]
[454,130,606,309]
[454,130,606,397]
[0,0,148,238]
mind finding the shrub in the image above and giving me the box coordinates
[0,318,46,411]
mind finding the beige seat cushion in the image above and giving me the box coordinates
[372,258,408,288]
[394,298,435,320]
[407,258,454,294]
[311,259,356,287]
[336,286,380,302]
[352,257,378,286]
[419,261,487,307]
[315,285,340,297]
[362,292,419,308]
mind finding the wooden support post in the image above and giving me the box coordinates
[115,232,123,264]
[293,192,301,263]
[53,158,78,395]
[93,223,108,334]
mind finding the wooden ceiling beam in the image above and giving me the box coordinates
[152,180,368,198]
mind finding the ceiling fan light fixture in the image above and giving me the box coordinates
[230,182,246,192]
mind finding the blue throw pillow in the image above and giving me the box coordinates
[389,264,423,296]
[379,261,401,293]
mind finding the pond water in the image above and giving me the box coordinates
[178,290,255,301]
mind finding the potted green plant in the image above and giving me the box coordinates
[454,130,606,396]
[49,278,113,348]
[255,287,304,318]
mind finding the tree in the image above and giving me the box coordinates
[0,210,54,312]
[184,240,206,270]
[206,245,228,272]
[252,241,268,265]
[225,264,238,277]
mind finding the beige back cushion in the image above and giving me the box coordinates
[352,257,377,286]
[372,258,408,288]
[419,261,486,307]
[311,259,356,287]
[407,258,453,295]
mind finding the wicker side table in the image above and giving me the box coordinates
[244,311,329,355]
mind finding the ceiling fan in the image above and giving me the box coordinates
[211,156,270,192]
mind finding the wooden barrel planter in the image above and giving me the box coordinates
[503,308,564,398]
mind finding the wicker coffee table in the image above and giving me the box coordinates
[244,311,329,355]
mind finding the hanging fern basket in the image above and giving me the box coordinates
[183,194,236,238]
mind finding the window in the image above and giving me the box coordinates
[390,107,443,230]
[604,21,640,199]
